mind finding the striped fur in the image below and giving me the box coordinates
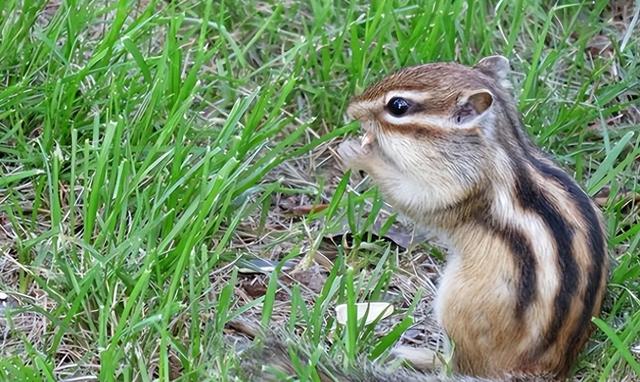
[338,56,608,380]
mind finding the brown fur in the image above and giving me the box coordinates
[338,56,608,380]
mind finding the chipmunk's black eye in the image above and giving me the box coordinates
[387,97,411,116]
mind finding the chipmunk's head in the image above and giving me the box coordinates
[341,56,517,215]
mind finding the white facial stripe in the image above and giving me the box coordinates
[382,110,489,131]
[382,113,454,128]
[492,179,560,348]
[384,90,432,104]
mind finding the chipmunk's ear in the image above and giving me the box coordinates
[474,55,511,89]
[453,89,494,125]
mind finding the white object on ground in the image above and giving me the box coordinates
[334,302,394,326]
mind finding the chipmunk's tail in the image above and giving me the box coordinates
[236,335,487,382]
[230,320,549,382]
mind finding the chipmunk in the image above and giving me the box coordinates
[240,56,608,381]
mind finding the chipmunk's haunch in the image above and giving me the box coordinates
[242,56,608,381]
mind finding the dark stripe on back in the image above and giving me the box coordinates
[441,183,538,320]
[527,155,606,369]
[494,91,527,147]
[513,160,578,356]
[494,86,606,370]
[479,215,538,321]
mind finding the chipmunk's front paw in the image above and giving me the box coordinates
[338,139,370,170]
